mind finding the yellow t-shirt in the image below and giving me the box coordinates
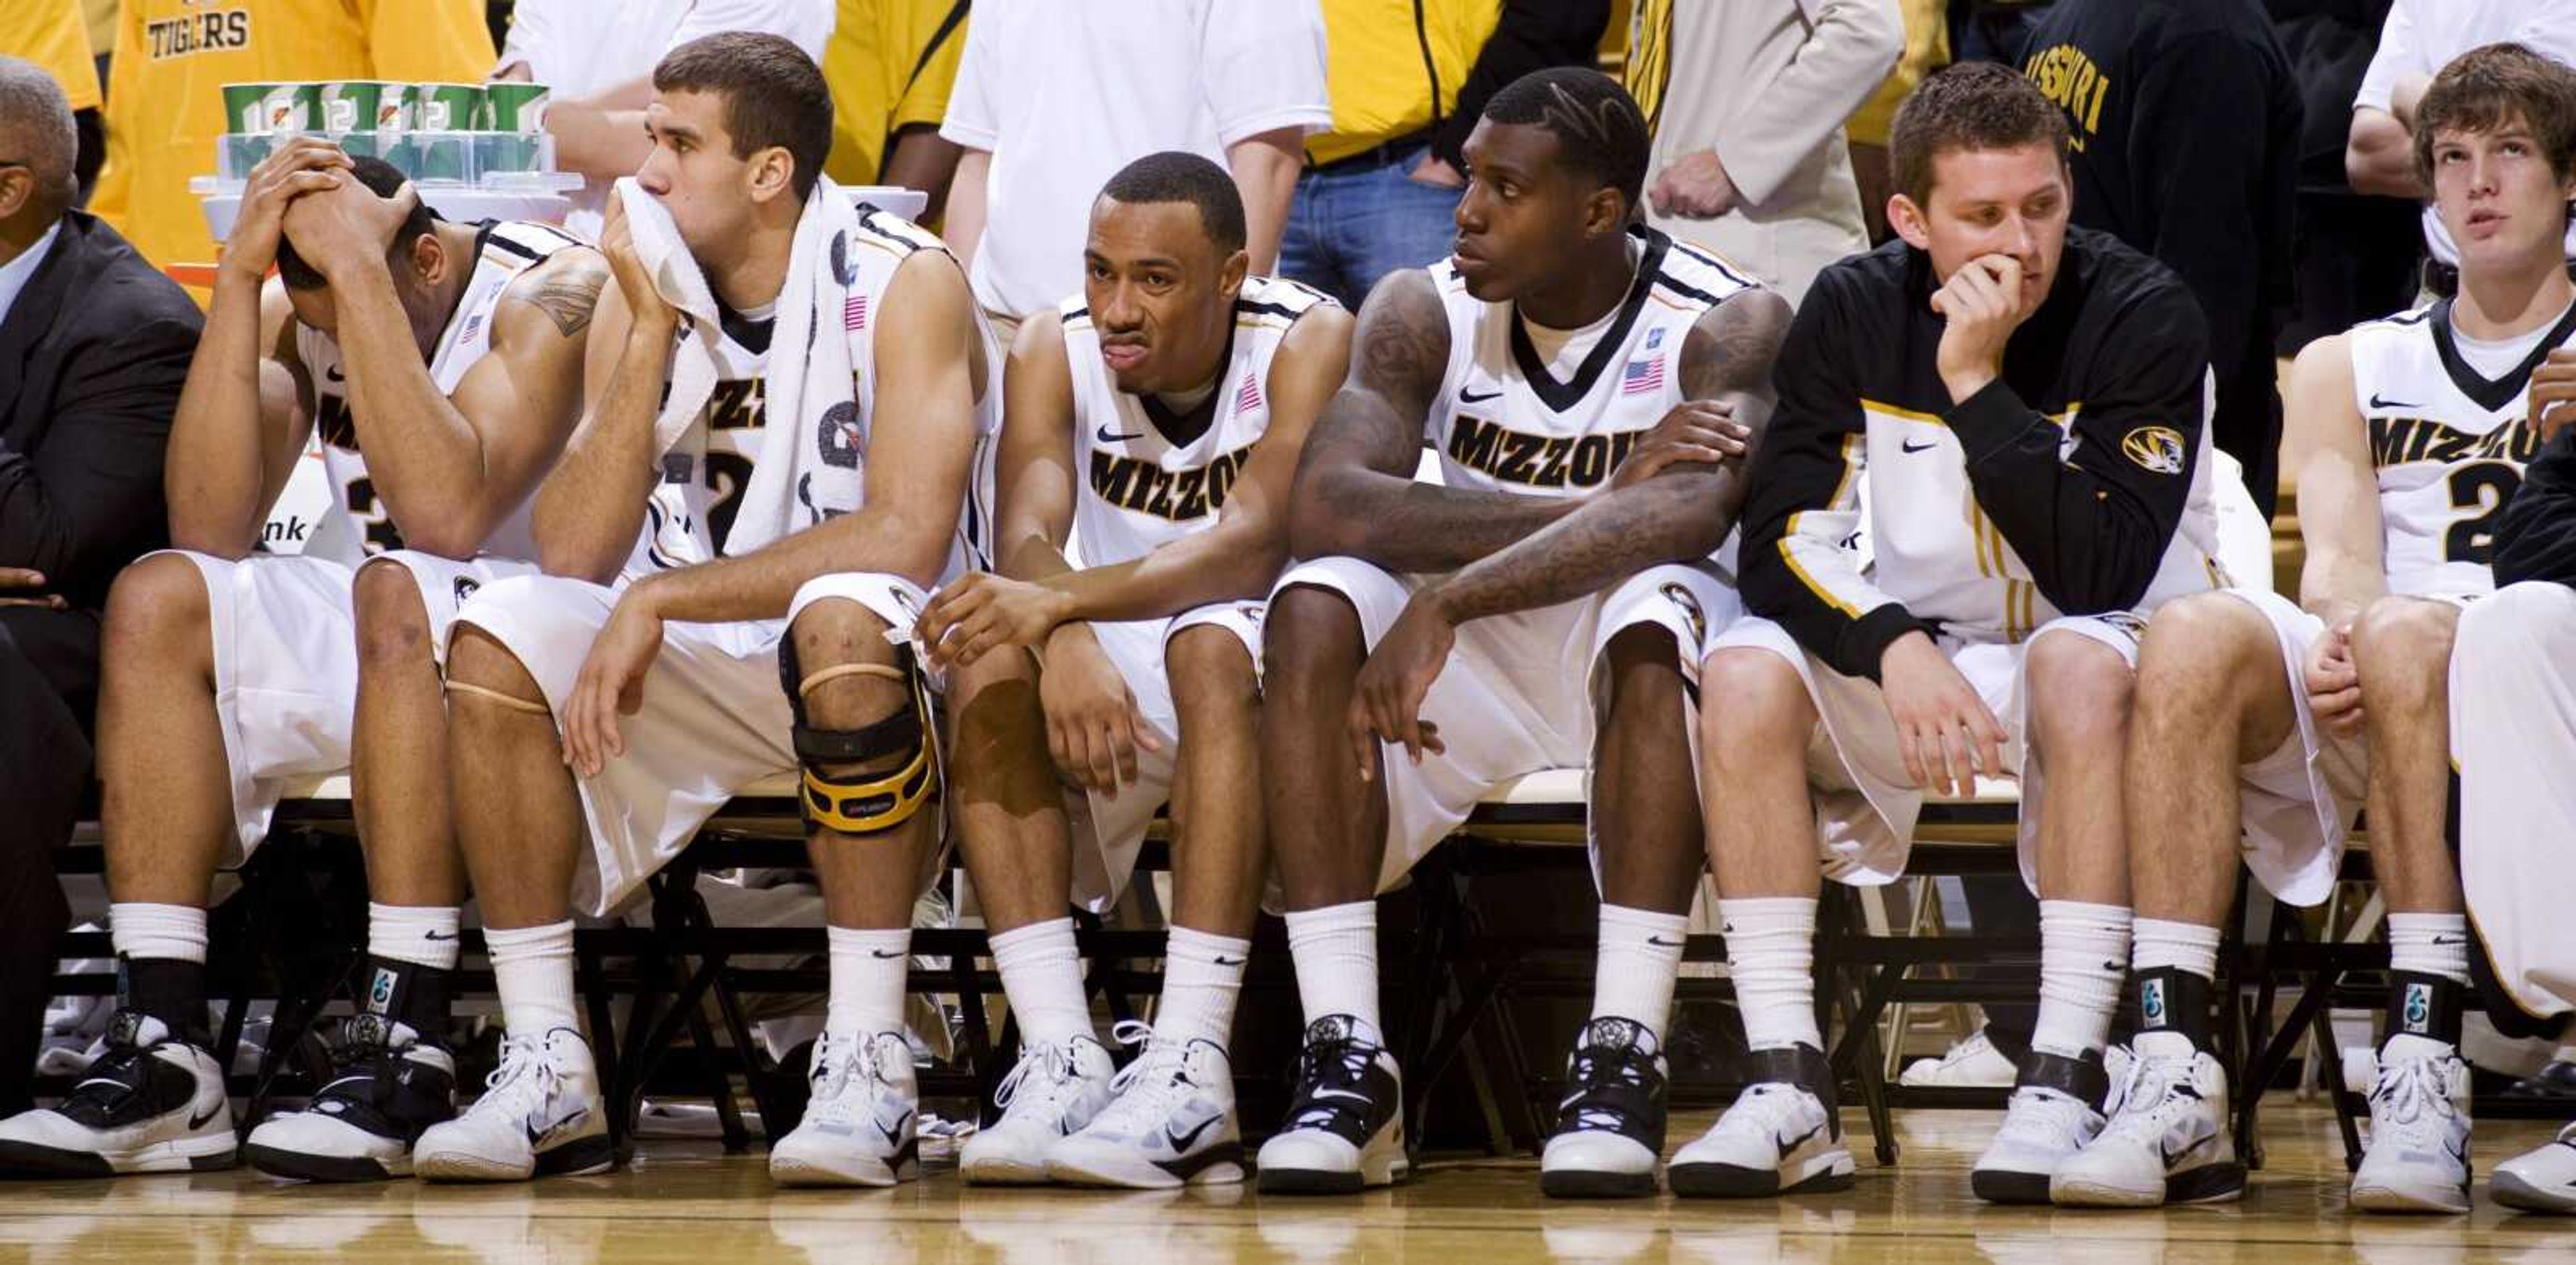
[0,0,103,113]
[823,0,969,186]
[1305,0,1500,167]
[89,0,496,275]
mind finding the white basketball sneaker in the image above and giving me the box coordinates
[2493,1121,2576,1213]
[1667,1044,1853,1198]
[769,1030,920,1187]
[959,1034,1116,1185]
[1972,1048,2117,1204]
[0,1011,235,1176]
[1901,1029,2020,1088]
[2051,1032,2243,1207]
[413,1028,612,1182]
[1048,1022,1243,1189]
[2349,1038,2473,1213]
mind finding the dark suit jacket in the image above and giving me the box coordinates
[0,211,201,612]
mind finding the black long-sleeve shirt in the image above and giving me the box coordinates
[1428,0,1614,168]
[1739,229,2219,680]
[2021,0,2301,514]
[2494,427,2576,588]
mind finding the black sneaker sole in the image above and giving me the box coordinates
[1540,1168,1658,1199]
[1971,1168,2054,1205]
[1257,1166,1364,1195]
[244,1144,400,1185]
[1668,1161,1856,1199]
[0,1140,235,1178]
[2169,1162,2247,1204]
[534,1134,619,1178]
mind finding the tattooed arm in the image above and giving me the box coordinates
[1288,268,1587,570]
[329,246,611,558]
[1422,287,1790,622]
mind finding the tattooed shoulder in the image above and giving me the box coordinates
[508,255,611,340]
[1680,286,1792,400]
[1352,268,1452,411]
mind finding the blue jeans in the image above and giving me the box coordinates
[1279,143,1464,311]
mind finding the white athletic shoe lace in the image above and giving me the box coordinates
[803,1031,895,1131]
[467,1033,568,1127]
[1086,1022,1198,1139]
[2367,1054,2461,1152]
[2097,1049,2196,1144]
[990,1039,1087,1128]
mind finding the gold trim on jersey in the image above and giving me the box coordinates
[1862,398,1947,427]
[1779,434,1870,616]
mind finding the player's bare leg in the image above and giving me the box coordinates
[1668,647,1847,1198]
[1542,626,1701,1197]
[2345,596,2473,1213]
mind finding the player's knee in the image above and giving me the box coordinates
[2135,592,2269,710]
[786,600,938,836]
[2350,597,2459,696]
[351,558,435,675]
[788,602,906,737]
[1168,624,1256,712]
[102,553,209,663]
[443,624,545,705]
[1699,647,1814,771]
[2025,631,2135,748]
[1260,585,1364,692]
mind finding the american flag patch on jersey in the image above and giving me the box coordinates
[1235,372,1263,414]
[1621,357,1665,394]
[844,294,869,331]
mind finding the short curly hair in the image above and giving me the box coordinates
[2413,42,2576,188]
[1888,62,2070,206]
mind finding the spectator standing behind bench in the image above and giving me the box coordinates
[1279,0,1609,312]
[0,0,103,202]
[2020,0,2300,517]
[0,56,200,1118]
[89,1,496,283]
[822,0,967,223]
[938,0,1330,339]
[1626,0,1904,305]
[494,0,832,239]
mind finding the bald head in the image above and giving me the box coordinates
[0,56,78,229]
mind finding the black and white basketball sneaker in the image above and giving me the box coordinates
[1971,1047,2113,1204]
[1048,1022,1245,1189]
[1668,1043,1854,1198]
[244,1013,458,1182]
[2051,1032,2243,1207]
[769,1030,922,1187]
[1254,1015,1408,1194]
[412,1027,612,1182]
[0,1010,235,1176]
[1540,1016,1670,1199]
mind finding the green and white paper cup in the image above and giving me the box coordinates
[414,82,485,131]
[484,82,551,132]
[319,80,408,133]
[221,82,319,134]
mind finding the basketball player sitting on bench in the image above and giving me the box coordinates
[1252,67,1786,1199]
[415,33,994,1188]
[0,144,604,1182]
[910,153,1351,1189]
[2283,44,2576,1217]
[1695,62,2230,1204]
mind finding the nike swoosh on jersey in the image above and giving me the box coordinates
[1460,386,1504,403]
[2369,392,2420,410]
[1900,439,1938,453]
[1097,425,1146,443]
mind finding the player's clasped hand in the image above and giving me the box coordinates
[223,137,352,282]
[1878,631,2008,798]
[914,571,1075,671]
[562,590,669,777]
[279,175,423,282]
[598,194,678,334]
[1611,398,1753,490]
[2304,621,2364,739]
[1349,590,1456,780]
[1039,626,1161,795]
[2530,348,2576,443]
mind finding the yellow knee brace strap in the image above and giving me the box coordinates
[794,661,941,835]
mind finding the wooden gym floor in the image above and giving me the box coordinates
[0,1105,2569,1263]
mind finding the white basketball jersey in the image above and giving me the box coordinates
[298,220,583,567]
[642,208,1000,583]
[1430,227,1754,508]
[2349,297,2571,599]
[1061,275,1333,568]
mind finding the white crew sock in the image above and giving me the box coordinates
[2387,912,2471,985]
[1719,897,1819,1052]
[990,918,1092,1048]
[2031,900,2133,1059]
[368,902,462,971]
[1283,901,1379,1034]
[483,920,578,1038]
[1153,926,1251,1048]
[2132,916,2222,980]
[110,901,208,963]
[826,926,911,1040]
[1591,903,1688,1041]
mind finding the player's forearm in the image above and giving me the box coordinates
[1052,521,1289,623]
[943,150,991,274]
[546,97,653,185]
[533,324,669,580]
[327,260,500,556]
[996,529,1076,584]
[2299,551,2386,630]
[2346,108,2426,199]
[1289,463,1578,571]
[165,270,280,557]
[1226,129,1303,275]
[1431,471,1733,624]
[638,509,957,624]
